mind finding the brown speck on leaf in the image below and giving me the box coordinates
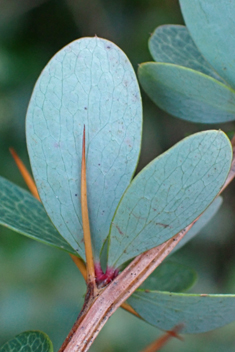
[156,222,170,228]
[112,223,124,235]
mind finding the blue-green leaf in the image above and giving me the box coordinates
[0,177,77,255]
[128,290,235,334]
[26,37,142,261]
[140,261,197,292]
[138,62,235,123]
[180,0,235,89]
[0,331,53,352]
[108,131,232,268]
[172,196,222,253]
[149,25,223,82]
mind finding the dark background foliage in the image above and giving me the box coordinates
[1,1,235,351]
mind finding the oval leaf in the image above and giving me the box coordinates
[0,331,53,352]
[180,0,235,89]
[26,37,142,260]
[140,261,197,292]
[172,196,223,253]
[128,290,235,334]
[138,62,235,123]
[149,25,223,82]
[0,177,77,255]
[108,130,232,268]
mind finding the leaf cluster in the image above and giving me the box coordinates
[1,0,235,350]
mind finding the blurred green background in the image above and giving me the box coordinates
[1,0,235,351]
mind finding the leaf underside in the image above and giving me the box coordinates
[140,261,197,293]
[138,62,235,124]
[128,291,235,334]
[0,176,77,256]
[108,130,232,268]
[26,37,142,261]
[0,331,53,352]
[172,196,222,254]
[180,0,235,90]
[149,24,223,83]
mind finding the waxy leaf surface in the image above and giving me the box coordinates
[108,131,232,268]
[0,177,77,255]
[0,331,53,352]
[140,261,197,292]
[26,37,142,260]
[180,0,235,89]
[128,291,235,334]
[138,63,235,123]
[149,25,222,82]
[172,196,222,253]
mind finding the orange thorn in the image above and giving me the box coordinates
[10,147,88,279]
[121,302,140,317]
[9,145,157,316]
[81,126,96,288]
[140,324,184,352]
[9,148,40,201]
[70,254,87,280]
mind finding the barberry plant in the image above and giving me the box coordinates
[1,1,235,351]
